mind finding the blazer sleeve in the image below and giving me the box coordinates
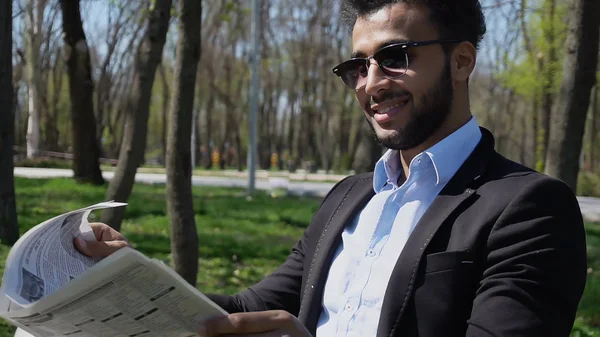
[466,176,588,337]
[206,175,354,315]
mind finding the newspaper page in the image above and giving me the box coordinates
[0,202,127,308]
[2,247,227,337]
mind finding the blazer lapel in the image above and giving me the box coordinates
[376,128,495,337]
[299,175,375,335]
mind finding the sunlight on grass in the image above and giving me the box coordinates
[0,178,314,336]
[12,178,312,292]
[1,178,598,336]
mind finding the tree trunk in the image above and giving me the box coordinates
[532,95,541,170]
[101,0,172,231]
[167,0,202,286]
[540,87,553,170]
[347,111,363,172]
[520,108,527,166]
[0,0,19,245]
[338,106,350,170]
[191,108,198,168]
[203,95,214,169]
[46,49,63,152]
[539,0,558,169]
[95,9,127,147]
[544,0,599,191]
[159,63,170,164]
[520,0,545,171]
[286,95,295,170]
[352,121,381,173]
[218,137,227,170]
[590,85,597,172]
[60,0,104,185]
[25,0,45,158]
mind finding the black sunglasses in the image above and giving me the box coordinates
[332,39,461,90]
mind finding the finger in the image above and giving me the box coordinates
[88,223,127,242]
[202,311,293,336]
[74,237,129,257]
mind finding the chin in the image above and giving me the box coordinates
[375,130,403,147]
[372,119,404,137]
[375,128,400,140]
[371,125,418,151]
[366,116,414,150]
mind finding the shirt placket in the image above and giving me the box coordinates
[336,185,410,336]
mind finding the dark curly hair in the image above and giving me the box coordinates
[341,0,487,51]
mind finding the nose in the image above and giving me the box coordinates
[363,59,391,96]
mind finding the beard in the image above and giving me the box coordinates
[366,60,454,151]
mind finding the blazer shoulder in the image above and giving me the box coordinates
[318,172,373,207]
[487,152,536,179]
[486,152,572,189]
[479,152,578,211]
[306,172,374,238]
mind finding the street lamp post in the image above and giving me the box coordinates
[248,0,260,195]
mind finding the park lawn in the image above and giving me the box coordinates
[576,222,600,336]
[0,178,316,336]
[0,177,598,336]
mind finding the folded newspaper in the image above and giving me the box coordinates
[0,201,227,337]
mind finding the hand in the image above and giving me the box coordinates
[73,222,130,258]
[199,310,313,337]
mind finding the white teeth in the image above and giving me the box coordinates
[377,101,406,114]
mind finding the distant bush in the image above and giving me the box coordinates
[578,172,600,198]
[14,157,72,170]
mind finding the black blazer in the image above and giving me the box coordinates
[208,128,587,337]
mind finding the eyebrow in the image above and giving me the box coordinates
[351,38,411,58]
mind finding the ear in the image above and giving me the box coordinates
[450,41,476,82]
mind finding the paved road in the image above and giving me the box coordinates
[13,167,600,222]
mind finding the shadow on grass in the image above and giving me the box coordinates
[586,224,600,270]
[279,215,311,228]
[578,274,600,328]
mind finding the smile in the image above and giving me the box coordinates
[370,97,411,124]
[372,96,411,114]
[377,101,406,114]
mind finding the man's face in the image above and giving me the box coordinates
[352,3,454,151]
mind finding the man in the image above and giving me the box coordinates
[75,0,587,336]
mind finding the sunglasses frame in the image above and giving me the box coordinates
[332,39,462,90]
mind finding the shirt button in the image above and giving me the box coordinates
[346,303,353,311]
[367,250,376,257]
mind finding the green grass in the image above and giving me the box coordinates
[575,222,600,336]
[1,178,318,335]
[1,178,599,336]
[11,178,319,293]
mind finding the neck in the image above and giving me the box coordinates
[399,94,472,177]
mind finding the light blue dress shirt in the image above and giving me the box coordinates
[315,117,482,337]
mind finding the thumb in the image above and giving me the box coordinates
[74,237,129,258]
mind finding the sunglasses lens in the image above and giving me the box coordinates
[375,47,408,76]
[334,45,409,89]
[335,60,367,89]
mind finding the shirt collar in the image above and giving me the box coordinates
[373,149,402,192]
[373,116,482,193]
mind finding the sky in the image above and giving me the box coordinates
[12,0,520,75]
